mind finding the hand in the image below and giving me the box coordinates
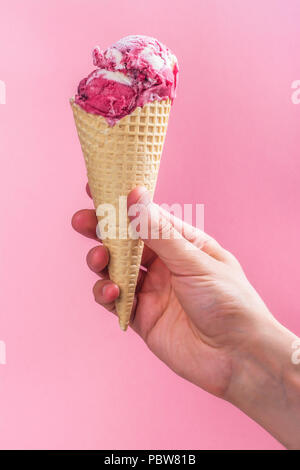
[72,185,300,449]
[72,184,272,395]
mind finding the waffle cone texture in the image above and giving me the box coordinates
[70,98,171,330]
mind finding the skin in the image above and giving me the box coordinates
[72,184,300,449]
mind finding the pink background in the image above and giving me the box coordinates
[0,0,299,450]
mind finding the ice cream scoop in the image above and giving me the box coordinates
[75,35,178,125]
[71,35,177,330]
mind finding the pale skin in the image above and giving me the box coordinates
[72,184,300,449]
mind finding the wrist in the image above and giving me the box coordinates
[226,316,300,448]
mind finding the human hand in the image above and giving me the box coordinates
[72,185,273,397]
[72,184,300,448]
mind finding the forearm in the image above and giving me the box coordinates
[226,317,300,449]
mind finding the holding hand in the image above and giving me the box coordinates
[72,185,300,449]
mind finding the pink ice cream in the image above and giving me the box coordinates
[74,35,178,125]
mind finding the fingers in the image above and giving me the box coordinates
[127,187,214,276]
[87,245,146,286]
[83,183,226,264]
[157,203,231,264]
[200,239,239,266]
[162,209,240,267]
[93,280,119,312]
[92,267,145,322]
[89,246,118,313]
[72,209,98,240]
[83,183,225,262]
[140,246,157,268]
[87,245,145,326]
[128,186,237,267]
[75,183,157,267]
[72,206,157,268]
[86,182,92,198]
[86,245,109,277]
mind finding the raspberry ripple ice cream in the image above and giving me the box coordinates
[74,35,178,125]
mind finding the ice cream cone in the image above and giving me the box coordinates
[70,98,171,330]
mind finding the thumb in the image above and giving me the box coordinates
[127,187,212,276]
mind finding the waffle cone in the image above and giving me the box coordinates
[70,99,171,330]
